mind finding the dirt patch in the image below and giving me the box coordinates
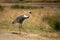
[0,32,60,40]
[0,32,40,40]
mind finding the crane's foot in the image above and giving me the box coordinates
[18,31,21,34]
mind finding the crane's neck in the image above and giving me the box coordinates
[23,12,31,19]
[28,13,30,18]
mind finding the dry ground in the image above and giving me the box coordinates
[0,31,60,40]
[0,32,40,40]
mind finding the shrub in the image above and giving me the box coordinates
[11,5,20,9]
[11,5,39,9]
[43,14,60,31]
[53,20,60,31]
[20,6,24,9]
[0,5,4,11]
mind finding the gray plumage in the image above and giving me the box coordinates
[12,15,28,24]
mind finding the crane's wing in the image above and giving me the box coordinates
[12,15,29,24]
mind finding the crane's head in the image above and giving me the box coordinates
[28,11,32,14]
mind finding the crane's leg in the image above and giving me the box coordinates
[19,24,21,34]
[19,24,22,34]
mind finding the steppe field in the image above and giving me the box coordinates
[0,2,60,40]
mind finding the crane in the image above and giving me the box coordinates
[12,11,32,34]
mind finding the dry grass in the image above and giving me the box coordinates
[0,7,60,40]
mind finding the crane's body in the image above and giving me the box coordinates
[12,15,28,24]
[12,11,32,34]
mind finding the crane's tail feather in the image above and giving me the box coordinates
[12,21,14,24]
[12,21,16,24]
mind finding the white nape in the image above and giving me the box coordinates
[23,15,28,18]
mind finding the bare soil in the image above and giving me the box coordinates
[0,31,60,40]
[0,32,40,40]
